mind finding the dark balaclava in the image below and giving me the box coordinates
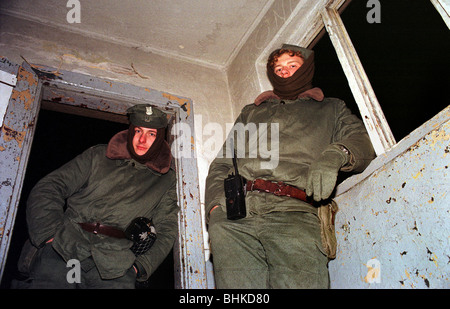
[126,104,168,164]
[266,44,315,100]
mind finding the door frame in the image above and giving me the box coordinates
[0,59,208,288]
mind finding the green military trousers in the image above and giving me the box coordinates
[15,243,136,289]
[208,208,329,289]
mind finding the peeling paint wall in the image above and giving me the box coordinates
[0,62,41,278]
[330,107,449,288]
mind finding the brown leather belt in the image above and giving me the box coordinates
[245,178,312,205]
[78,222,126,239]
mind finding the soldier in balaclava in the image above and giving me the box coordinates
[205,44,375,288]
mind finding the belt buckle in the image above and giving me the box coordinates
[274,181,286,196]
[249,179,256,191]
[93,222,101,235]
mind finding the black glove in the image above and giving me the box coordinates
[125,217,157,256]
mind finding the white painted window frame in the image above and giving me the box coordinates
[430,0,450,29]
[320,0,448,155]
[320,6,396,156]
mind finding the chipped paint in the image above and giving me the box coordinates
[10,89,32,110]
[17,66,38,88]
[330,109,450,289]
[0,62,41,280]
[1,126,26,148]
[163,93,191,117]
[412,165,425,179]
[427,128,450,152]
[7,67,38,111]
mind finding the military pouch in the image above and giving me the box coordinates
[125,217,157,256]
[317,200,339,260]
[17,239,39,278]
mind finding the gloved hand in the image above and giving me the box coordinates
[125,217,157,256]
[306,146,349,201]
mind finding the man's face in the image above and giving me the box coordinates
[273,53,304,78]
[132,126,157,155]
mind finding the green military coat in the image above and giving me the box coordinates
[205,90,375,221]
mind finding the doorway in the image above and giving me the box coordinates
[0,108,175,288]
[0,63,208,288]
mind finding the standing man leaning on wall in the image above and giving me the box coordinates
[15,104,178,289]
[205,44,375,288]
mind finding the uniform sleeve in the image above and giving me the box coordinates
[331,100,376,172]
[26,147,96,247]
[135,174,179,281]
[204,152,231,223]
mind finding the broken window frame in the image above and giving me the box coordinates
[320,5,397,155]
[318,0,449,154]
[430,0,450,29]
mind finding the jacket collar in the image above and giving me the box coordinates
[253,87,324,106]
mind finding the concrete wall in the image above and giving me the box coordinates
[330,106,449,288]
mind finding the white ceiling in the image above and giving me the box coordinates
[0,0,274,70]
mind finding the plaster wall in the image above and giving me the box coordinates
[226,0,328,118]
[226,0,300,117]
[0,12,234,203]
[330,106,450,288]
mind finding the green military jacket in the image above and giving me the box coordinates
[27,131,178,280]
[205,91,375,221]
